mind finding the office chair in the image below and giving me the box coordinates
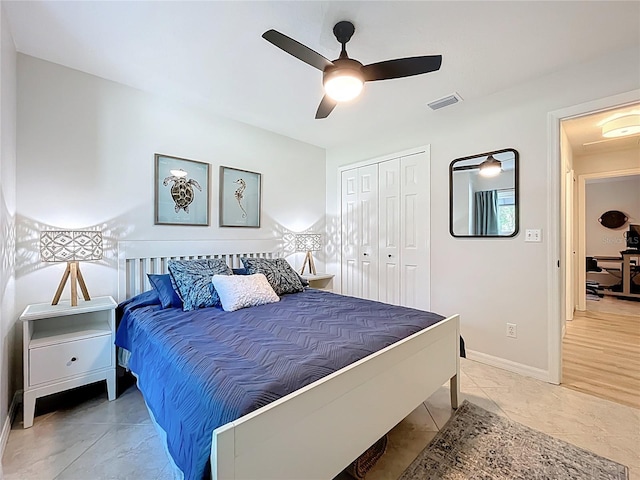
[585,257,604,297]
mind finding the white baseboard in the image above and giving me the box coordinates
[1,390,22,458]
[466,350,551,383]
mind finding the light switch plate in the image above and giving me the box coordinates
[525,229,542,242]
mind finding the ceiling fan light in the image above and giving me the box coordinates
[479,156,502,177]
[601,114,640,138]
[324,72,364,102]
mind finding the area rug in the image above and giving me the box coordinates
[398,400,628,480]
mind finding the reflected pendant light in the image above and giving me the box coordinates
[478,155,502,177]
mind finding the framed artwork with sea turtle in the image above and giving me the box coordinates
[155,154,210,226]
[219,166,261,228]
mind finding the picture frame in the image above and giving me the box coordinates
[155,154,210,226]
[219,166,261,228]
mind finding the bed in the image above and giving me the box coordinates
[117,240,460,480]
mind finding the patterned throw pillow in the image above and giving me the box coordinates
[168,258,232,311]
[212,273,280,312]
[241,257,304,295]
[232,266,308,286]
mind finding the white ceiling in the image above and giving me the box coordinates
[562,103,640,155]
[4,1,640,150]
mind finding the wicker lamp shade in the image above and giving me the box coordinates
[295,233,322,252]
[295,233,322,276]
[40,231,103,262]
[40,230,103,306]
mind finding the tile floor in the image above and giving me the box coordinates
[2,358,639,480]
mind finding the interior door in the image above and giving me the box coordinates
[400,152,430,310]
[378,158,401,305]
[565,169,575,321]
[341,169,359,297]
[358,164,379,301]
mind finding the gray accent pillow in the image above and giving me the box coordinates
[168,258,232,311]
[241,257,304,295]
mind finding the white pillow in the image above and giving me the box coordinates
[212,273,280,312]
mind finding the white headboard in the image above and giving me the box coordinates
[117,239,281,302]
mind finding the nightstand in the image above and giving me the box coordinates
[21,296,117,428]
[301,273,335,291]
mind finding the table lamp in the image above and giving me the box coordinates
[295,233,322,275]
[40,230,103,306]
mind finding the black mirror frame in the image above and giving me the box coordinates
[449,148,519,238]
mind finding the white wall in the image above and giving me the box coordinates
[585,176,640,257]
[16,54,326,324]
[326,46,640,376]
[0,4,17,450]
[574,147,640,176]
[451,170,472,234]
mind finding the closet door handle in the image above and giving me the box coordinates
[363,253,369,256]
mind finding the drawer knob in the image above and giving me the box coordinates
[71,357,77,362]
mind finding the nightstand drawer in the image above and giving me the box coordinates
[29,334,112,386]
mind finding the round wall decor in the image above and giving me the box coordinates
[599,210,628,229]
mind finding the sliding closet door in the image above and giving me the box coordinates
[357,164,379,301]
[400,152,430,310]
[341,169,359,297]
[378,159,401,305]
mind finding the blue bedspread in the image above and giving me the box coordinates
[115,289,444,480]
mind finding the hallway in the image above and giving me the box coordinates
[562,296,640,409]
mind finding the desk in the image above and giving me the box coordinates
[621,251,639,298]
[593,252,639,299]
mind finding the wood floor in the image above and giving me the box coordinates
[562,297,640,409]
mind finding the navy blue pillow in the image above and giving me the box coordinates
[148,274,183,309]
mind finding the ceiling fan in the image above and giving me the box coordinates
[262,21,442,119]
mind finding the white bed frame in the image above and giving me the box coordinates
[118,240,460,480]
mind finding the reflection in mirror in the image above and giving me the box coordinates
[449,148,519,237]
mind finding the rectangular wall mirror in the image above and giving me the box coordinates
[449,148,519,237]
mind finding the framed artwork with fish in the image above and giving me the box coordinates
[219,166,261,228]
[155,153,210,226]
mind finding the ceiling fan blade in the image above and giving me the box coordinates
[315,95,337,119]
[362,55,442,82]
[262,29,334,72]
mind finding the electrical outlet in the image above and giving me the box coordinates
[506,323,517,338]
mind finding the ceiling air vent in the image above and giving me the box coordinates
[427,92,463,111]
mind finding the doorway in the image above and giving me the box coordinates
[556,100,640,407]
[548,91,639,385]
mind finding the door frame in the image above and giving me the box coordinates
[576,168,640,311]
[547,89,640,384]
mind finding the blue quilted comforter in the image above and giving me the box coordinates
[115,289,444,479]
